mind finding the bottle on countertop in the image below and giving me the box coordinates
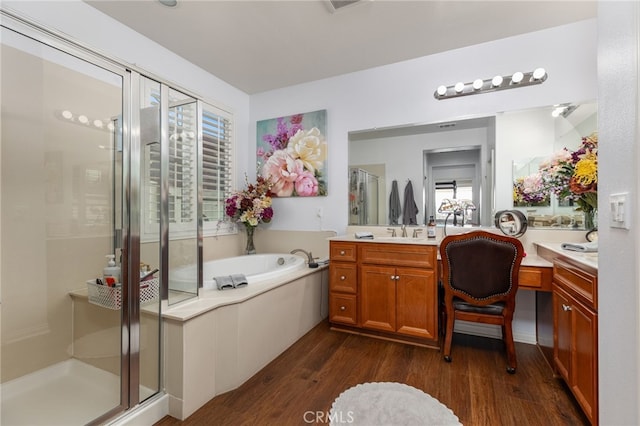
[103,254,121,284]
[427,215,437,239]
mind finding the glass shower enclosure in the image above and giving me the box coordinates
[0,12,162,425]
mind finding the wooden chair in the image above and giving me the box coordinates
[440,230,524,373]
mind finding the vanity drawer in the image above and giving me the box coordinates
[330,293,358,325]
[553,258,597,310]
[330,242,357,262]
[330,263,357,293]
[359,243,436,269]
[519,266,552,292]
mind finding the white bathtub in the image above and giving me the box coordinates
[169,253,307,291]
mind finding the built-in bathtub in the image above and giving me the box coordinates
[162,253,329,420]
[169,253,307,291]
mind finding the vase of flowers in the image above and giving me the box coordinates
[225,176,274,254]
[540,132,598,229]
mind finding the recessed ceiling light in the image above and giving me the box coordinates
[159,0,177,7]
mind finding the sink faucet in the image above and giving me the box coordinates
[401,224,408,237]
[387,228,397,237]
[290,249,318,268]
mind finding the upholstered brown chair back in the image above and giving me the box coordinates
[440,231,524,304]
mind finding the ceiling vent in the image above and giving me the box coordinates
[326,0,364,13]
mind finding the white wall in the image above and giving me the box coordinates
[251,19,597,234]
[598,2,640,424]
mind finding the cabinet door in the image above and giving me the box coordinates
[360,265,396,333]
[553,286,571,382]
[571,298,598,424]
[396,267,436,339]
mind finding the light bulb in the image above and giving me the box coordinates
[491,75,503,87]
[472,79,483,90]
[511,72,524,84]
[93,119,104,128]
[78,115,89,124]
[454,82,464,93]
[533,68,546,80]
[436,85,447,96]
[62,110,73,120]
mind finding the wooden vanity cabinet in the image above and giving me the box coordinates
[329,240,438,348]
[552,257,598,425]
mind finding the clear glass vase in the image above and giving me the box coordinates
[245,225,256,255]
[583,209,596,230]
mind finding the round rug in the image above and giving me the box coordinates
[329,382,462,426]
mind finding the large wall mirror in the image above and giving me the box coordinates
[348,100,596,230]
[511,101,597,229]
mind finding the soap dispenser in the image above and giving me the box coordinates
[103,254,121,283]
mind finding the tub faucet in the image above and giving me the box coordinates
[290,249,319,268]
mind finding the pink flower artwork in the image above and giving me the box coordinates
[256,110,327,197]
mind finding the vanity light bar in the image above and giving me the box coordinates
[434,68,547,100]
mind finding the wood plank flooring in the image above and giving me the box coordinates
[154,321,588,426]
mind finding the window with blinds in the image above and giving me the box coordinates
[141,95,233,239]
[202,106,232,224]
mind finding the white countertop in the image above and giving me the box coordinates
[534,242,598,270]
[329,235,439,246]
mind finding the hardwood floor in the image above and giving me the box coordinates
[154,321,588,426]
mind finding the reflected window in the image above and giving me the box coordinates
[434,179,473,222]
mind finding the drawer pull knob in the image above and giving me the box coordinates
[562,304,572,312]
[340,275,346,280]
[340,250,346,255]
[340,306,346,311]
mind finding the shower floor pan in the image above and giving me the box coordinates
[1,359,154,426]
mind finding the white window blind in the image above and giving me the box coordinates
[142,94,233,239]
[202,106,233,224]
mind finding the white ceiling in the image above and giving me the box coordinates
[85,0,597,94]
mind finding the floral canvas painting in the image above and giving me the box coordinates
[257,109,327,197]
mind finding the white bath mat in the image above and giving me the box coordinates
[329,382,462,426]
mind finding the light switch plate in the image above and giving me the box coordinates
[609,192,630,229]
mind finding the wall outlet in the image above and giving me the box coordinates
[609,192,630,229]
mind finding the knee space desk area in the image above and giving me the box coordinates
[328,235,598,425]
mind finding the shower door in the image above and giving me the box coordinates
[0,13,160,425]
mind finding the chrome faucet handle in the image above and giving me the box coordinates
[387,228,397,237]
[412,228,423,238]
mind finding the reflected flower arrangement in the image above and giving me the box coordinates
[513,132,597,214]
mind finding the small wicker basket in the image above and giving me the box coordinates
[86,278,159,310]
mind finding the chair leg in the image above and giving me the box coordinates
[443,309,455,363]
[503,320,517,374]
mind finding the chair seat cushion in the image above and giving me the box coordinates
[453,298,505,315]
